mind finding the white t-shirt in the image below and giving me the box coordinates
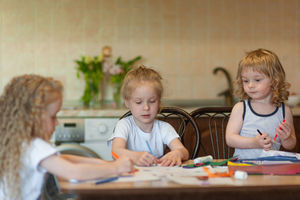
[108,116,179,158]
[0,138,58,200]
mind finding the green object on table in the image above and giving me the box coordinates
[209,156,239,166]
[182,156,238,168]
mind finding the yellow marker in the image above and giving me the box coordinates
[227,161,254,166]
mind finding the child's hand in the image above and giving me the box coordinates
[276,120,292,141]
[255,133,272,150]
[136,152,159,166]
[159,150,182,167]
[115,156,134,174]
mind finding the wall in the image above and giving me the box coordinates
[0,0,299,103]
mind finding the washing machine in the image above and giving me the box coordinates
[52,117,119,160]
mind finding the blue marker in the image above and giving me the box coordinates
[95,176,119,185]
[146,140,153,155]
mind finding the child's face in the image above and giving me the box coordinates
[125,81,160,129]
[42,97,62,140]
[241,69,272,101]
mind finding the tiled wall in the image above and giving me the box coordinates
[0,0,299,103]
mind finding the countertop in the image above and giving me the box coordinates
[57,99,227,118]
[57,99,300,118]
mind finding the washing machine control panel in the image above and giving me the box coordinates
[84,118,119,141]
[54,119,85,145]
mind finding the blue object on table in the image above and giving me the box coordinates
[95,176,119,185]
[243,156,300,161]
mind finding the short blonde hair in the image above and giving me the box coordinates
[121,65,163,101]
[234,48,290,106]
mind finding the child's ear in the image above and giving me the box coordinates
[124,99,130,108]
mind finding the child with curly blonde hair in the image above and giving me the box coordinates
[226,48,296,159]
[0,74,133,200]
[109,66,189,167]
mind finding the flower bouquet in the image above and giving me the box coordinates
[104,56,142,107]
[75,55,104,106]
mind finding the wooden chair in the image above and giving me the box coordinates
[120,106,200,159]
[190,106,234,159]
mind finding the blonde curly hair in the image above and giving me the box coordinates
[234,48,290,107]
[121,65,163,101]
[0,74,63,199]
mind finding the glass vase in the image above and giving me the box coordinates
[113,86,123,108]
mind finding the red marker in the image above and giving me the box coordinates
[274,119,285,142]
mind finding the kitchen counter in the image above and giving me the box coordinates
[57,107,205,118]
[57,99,227,118]
[291,106,300,116]
[57,104,300,118]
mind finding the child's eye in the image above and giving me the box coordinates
[149,99,156,103]
[135,101,142,104]
[255,79,261,82]
[242,79,248,83]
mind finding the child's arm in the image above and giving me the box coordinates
[226,102,272,150]
[112,137,159,166]
[59,154,109,164]
[40,154,133,181]
[159,138,189,166]
[275,105,296,150]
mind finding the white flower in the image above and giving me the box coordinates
[85,56,93,64]
[109,64,123,75]
[102,62,113,73]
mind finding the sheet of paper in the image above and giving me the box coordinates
[116,165,234,186]
[116,165,210,182]
[166,175,207,185]
[260,150,300,159]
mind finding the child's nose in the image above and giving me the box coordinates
[143,103,150,110]
[248,81,254,88]
[55,118,59,126]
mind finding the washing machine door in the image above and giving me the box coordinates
[56,143,101,158]
[42,144,100,200]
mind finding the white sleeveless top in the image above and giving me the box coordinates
[233,100,284,159]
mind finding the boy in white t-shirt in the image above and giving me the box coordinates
[110,66,189,167]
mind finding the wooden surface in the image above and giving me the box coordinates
[59,167,300,200]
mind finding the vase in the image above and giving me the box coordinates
[89,93,101,108]
[113,86,123,108]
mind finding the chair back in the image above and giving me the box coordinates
[190,106,233,159]
[120,106,200,159]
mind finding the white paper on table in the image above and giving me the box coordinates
[260,150,300,159]
[115,165,234,185]
[116,165,211,183]
[166,175,206,185]
[208,177,234,185]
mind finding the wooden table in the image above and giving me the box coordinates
[58,166,300,200]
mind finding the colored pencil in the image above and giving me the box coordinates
[112,151,119,160]
[95,176,119,185]
[145,140,153,155]
[274,119,285,142]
